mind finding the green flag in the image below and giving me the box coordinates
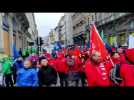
[100,30,107,43]
[100,30,104,40]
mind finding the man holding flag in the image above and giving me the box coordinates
[85,23,113,86]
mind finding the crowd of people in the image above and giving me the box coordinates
[1,45,134,87]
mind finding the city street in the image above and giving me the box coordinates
[0,13,134,87]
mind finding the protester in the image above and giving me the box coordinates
[38,57,57,87]
[117,47,127,64]
[16,59,38,87]
[43,49,51,59]
[125,48,134,64]
[78,56,87,87]
[56,53,68,87]
[0,62,4,86]
[85,51,111,86]
[18,48,22,57]
[28,53,39,69]
[13,56,24,84]
[66,55,80,87]
[2,58,13,87]
[110,52,134,86]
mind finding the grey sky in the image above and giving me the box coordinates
[34,13,64,37]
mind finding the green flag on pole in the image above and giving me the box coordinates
[100,30,104,40]
[100,30,107,43]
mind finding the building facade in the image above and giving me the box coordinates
[71,13,95,46]
[64,13,74,46]
[26,13,38,47]
[58,15,66,46]
[0,13,38,56]
[95,13,133,47]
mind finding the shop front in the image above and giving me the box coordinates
[73,32,87,47]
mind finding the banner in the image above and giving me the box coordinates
[128,34,134,48]
[90,24,108,61]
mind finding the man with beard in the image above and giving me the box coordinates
[85,51,111,86]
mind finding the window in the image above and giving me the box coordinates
[12,17,17,32]
[108,35,116,46]
[2,14,9,32]
[118,33,127,46]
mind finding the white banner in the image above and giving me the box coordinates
[128,34,134,48]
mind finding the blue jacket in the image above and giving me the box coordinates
[14,61,24,71]
[16,68,38,87]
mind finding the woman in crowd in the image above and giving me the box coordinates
[16,59,38,87]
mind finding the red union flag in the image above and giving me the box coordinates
[90,24,108,61]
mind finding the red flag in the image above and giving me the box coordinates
[90,24,108,61]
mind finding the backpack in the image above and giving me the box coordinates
[109,64,123,85]
[66,58,75,68]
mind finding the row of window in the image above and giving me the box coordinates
[2,14,17,32]
[107,32,134,47]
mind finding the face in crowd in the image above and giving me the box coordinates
[91,51,102,64]
[112,52,120,60]
[117,48,123,54]
[24,60,32,68]
[40,59,48,66]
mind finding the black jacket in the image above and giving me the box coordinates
[38,65,57,86]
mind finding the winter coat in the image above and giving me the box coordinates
[125,49,134,64]
[56,57,68,74]
[110,57,134,86]
[85,59,111,86]
[13,61,24,71]
[48,59,57,71]
[16,68,38,87]
[120,64,134,86]
[38,65,57,86]
[2,61,12,75]
[118,54,127,64]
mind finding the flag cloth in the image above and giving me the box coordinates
[90,24,109,61]
[54,41,62,51]
[12,43,20,60]
[100,30,112,54]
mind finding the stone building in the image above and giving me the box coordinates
[58,15,66,46]
[71,13,95,46]
[0,13,38,56]
[95,13,133,47]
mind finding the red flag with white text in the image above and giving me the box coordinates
[90,24,109,61]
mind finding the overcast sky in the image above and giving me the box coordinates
[34,13,64,37]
